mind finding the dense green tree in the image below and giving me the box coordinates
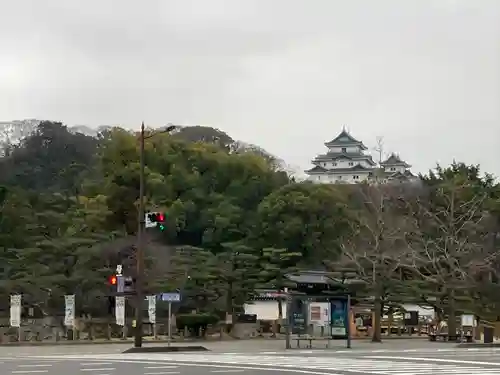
[0,121,97,194]
[255,183,351,266]
[260,247,301,332]
[213,242,260,318]
[2,119,500,336]
[410,163,500,335]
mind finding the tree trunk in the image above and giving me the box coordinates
[277,294,283,320]
[447,289,456,341]
[226,282,233,333]
[475,315,481,341]
[372,292,382,343]
[272,292,283,337]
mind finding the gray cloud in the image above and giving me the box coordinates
[1,0,499,176]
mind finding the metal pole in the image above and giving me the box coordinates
[168,301,172,347]
[285,295,291,349]
[346,295,352,349]
[134,122,145,348]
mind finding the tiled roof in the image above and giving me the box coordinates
[325,130,368,150]
[381,170,416,179]
[326,130,360,144]
[313,153,377,165]
[287,273,332,284]
[304,165,328,173]
[286,270,365,286]
[404,170,415,177]
[306,164,374,174]
[347,164,372,171]
[380,153,411,167]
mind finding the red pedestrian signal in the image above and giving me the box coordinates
[109,275,117,285]
[158,213,165,222]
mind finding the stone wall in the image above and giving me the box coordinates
[231,323,259,339]
[0,317,236,342]
[0,317,180,343]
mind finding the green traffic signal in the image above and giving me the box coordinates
[159,224,165,231]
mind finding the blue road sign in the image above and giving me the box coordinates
[116,275,125,293]
[161,292,181,302]
[330,299,348,338]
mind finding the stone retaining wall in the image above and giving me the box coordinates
[0,317,259,342]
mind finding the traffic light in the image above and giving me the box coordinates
[124,276,135,292]
[109,275,117,285]
[145,211,167,230]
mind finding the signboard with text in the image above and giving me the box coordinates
[330,299,348,338]
[64,294,75,327]
[161,292,181,302]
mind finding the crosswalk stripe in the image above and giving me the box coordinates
[217,348,500,356]
[30,353,500,375]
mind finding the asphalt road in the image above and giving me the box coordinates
[0,357,316,375]
[0,338,463,356]
[5,346,500,374]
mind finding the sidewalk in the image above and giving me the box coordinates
[0,337,453,357]
[0,333,428,347]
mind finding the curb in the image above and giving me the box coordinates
[0,339,190,347]
[0,336,428,347]
[456,342,500,348]
[123,345,209,353]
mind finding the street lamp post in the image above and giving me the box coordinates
[134,122,146,348]
[134,122,176,348]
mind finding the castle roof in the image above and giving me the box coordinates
[372,168,416,180]
[324,129,368,150]
[313,152,377,165]
[305,164,373,174]
[380,153,411,168]
[305,165,328,173]
[387,170,415,179]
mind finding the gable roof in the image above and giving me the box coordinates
[305,164,374,175]
[325,129,368,150]
[380,153,411,167]
[304,165,328,173]
[384,169,416,180]
[350,164,371,171]
[312,153,377,166]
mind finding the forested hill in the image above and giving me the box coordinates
[0,120,499,330]
[0,120,288,172]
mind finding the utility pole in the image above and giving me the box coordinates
[134,122,146,348]
[134,122,177,348]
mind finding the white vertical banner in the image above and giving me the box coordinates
[64,295,75,327]
[147,295,156,324]
[10,294,21,328]
[115,296,125,326]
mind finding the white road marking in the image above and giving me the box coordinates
[144,372,180,375]
[211,370,246,373]
[12,371,48,374]
[80,363,114,366]
[80,368,116,372]
[260,352,280,354]
[17,365,52,368]
[365,355,500,366]
[144,366,179,369]
[29,358,345,375]
[21,352,500,375]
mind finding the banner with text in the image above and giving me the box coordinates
[64,294,75,327]
[10,294,21,328]
[147,295,156,324]
[115,296,125,326]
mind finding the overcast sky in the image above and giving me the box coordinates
[1,0,499,177]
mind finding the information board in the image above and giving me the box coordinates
[330,299,348,338]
